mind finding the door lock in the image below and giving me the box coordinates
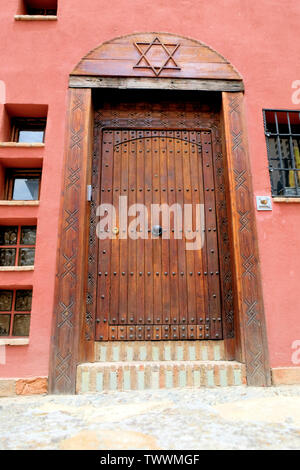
[152,225,162,237]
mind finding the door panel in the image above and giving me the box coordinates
[96,129,222,340]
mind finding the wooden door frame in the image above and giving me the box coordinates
[49,36,271,394]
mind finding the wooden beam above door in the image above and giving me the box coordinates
[69,76,244,92]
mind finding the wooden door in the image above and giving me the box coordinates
[96,129,222,341]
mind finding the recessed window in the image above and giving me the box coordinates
[11,118,46,143]
[0,289,32,337]
[22,0,57,16]
[5,169,41,201]
[27,8,56,15]
[0,226,36,267]
[264,109,300,197]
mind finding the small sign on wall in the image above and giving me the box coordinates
[256,196,272,211]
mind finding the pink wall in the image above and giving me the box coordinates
[0,0,300,377]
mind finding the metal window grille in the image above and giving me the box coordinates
[263,109,300,197]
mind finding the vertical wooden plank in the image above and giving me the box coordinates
[110,130,121,327]
[222,91,271,386]
[183,132,196,327]
[119,130,129,325]
[128,130,137,328]
[152,131,162,325]
[175,131,188,328]
[81,100,95,360]
[196,131,210,334]
[211,122,235,357]
[96,131,113,335]
[49,88,92,394]
[136,131,145,326]
[159,132,171,325]
[144,131,154,326]
[189,131,205,326]
[201,130,222,339]
[167,131,179,328]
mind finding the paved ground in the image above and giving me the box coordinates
[1,385,300,450]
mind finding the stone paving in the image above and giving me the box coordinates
[1,385,300,450]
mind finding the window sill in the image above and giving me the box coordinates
[273,197,300,203]
[0,142,45,148]
[0,266,34,272]
[14,15,57,21]
[0,338,29,346]
[0,200,39,206]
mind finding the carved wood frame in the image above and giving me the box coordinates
[89,106,234,345]
[49,36,271,394]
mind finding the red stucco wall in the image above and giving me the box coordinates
[0,0,300,378]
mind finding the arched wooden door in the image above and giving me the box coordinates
[96,129,222,341]
[88,91,235,344]
[49,33,271,393]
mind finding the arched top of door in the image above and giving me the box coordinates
[70,32,243,90]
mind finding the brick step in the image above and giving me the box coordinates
[94,340,226,362]
[76,360,246,393]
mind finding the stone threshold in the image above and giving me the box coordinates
[77,360,246,392]
[95,340,226,362]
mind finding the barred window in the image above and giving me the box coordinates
[264,110,300,197]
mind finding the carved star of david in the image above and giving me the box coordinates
[133,37,181,77]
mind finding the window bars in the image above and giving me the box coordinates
[263,109,300,197]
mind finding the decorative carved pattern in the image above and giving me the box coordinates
[248,346,265,379]
[242,254,256,279]
[57,300,74,329]
[72,33,242,81]
[54,352,72,385]
[238,210,250,232]
[67,167,80,191]
[64,209,79,233]
[244,299,259,326]
[231,131,243,151]
[224,92,271,386]
[234,169,248,191]
[70,126,83,149]
[133,37,181,77]
[89,99,235,343]
[211,124,235,340]
[49,89,91,394]
[61,252,77,281]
